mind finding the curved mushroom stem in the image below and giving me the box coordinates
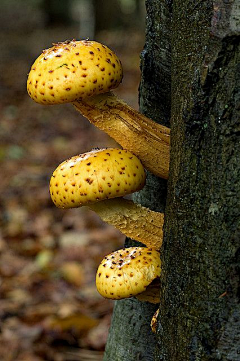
[73,92,170,179]
[88,197,164,249]
[136,279,160,304]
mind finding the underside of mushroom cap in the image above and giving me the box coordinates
[27,40,123,104]
[96,247,161,300]
[50,148,146,208]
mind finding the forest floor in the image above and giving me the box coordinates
[0,25,144,361]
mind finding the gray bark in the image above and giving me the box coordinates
[157,1,240,360]
[104,0,240,360]
[103,0,172,360]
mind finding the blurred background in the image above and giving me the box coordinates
[0,1,146,360]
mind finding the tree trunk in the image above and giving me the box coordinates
[103,0,172,360]
[104,0,240,360]
[157,1,240,360]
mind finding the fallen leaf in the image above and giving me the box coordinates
[60,262,84,287]
[46,313,98,334]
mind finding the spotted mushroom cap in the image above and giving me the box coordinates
[50,148,146,208]
[27,39,123,104]
[96,247,161,300]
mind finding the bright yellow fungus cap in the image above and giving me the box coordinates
[50,148,146,208]
[96,247,161,300]
[27,40,123,104]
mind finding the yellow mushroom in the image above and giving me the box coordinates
[27,40,122,105]
[96,247,161,303]
[27,39,170,179]
[50,148,164,249]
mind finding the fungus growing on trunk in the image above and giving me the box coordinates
[27,39,170,179]
[50,148,164,249]
[96,247,161,303]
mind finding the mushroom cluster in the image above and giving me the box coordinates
[27,39,170,179]
[27,39,165,304]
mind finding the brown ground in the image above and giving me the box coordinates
[0,23,144,361]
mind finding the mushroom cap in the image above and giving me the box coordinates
[50,148,146,208]
[96,247,161,300]
[27,39,123,105]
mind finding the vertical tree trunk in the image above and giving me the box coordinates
[157,1,240,360]
[104,1,239,360]
[103,1,172,360]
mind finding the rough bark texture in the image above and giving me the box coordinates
[157,1,240,360]
[103,0,172,360]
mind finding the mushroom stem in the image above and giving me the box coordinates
[136,279,160,304]
[73,92,170,179]
[88,197,164,249]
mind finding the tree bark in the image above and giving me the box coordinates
[104,0,239,360]
[103,0,172,360]
[157,1,240,360]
